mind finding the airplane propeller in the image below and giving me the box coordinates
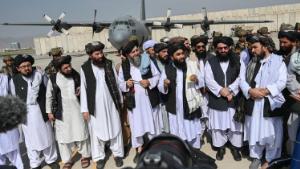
[43,12,69,36]
[153,8,183,32]
[92,9,97,37]
[200,7,210,34]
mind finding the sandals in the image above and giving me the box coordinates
[81,158,91,168]
[62,162,73,169]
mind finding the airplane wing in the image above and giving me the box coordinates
[2,23,54,26]
[208,20,273,24]
[144,19,272,27]
[2,22,112,27]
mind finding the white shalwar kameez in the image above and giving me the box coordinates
[0,74,23,169]
[46,72,90,163]
[10,71,57,168]
[118,62,162,148]
[81,63,123,162]
[240,54,287,162]
[198,59,209,133]
[205,61,243,148]
[158,65,202,149]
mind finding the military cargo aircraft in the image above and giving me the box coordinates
[2,0,272,50]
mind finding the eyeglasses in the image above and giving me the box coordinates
[18,64,32,69]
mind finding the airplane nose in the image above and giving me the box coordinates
[112,28,130,43]
[113,33,125,43]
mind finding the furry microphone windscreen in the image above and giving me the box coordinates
[0,96,27,133]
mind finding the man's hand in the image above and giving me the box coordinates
[48,113,55,121]
[258,88,270,97]
[249,88,265,99]
[220,88,230,97]
[189,74,198,83]
[164,79,170,89]
[140,79,150,88]
[227,94,233,102]
[75,87,80,96]
[83,112,90,121]
[290,94,300,102]
[297,89,300,96]
[126,79,134,88]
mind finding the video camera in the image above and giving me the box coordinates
[123,134,217,169]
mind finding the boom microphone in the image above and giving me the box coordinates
[0,96,27,133]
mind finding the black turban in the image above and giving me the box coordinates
[213,36,234,48]
[168,42,186,57]
[121,40,139,56]
[54,55,72,69]
[85,41,105,55]
[278,31,297,42]
[14,54,34,67]
[154,43,168,53]
[250,35,276,51]
[190,35,208,47]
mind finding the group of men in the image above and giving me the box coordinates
[0,22,300,169]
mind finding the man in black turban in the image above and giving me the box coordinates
[205,36,242,161]
[46,54,91,169]
[12,54,60,169]
[190,35,210,60]
[14,54,35,77]
[277,30,297,65]
[81,41,124,168]
[212,36,235,62]
[153,42,169,71]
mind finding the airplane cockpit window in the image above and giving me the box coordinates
[128,20,135,26]
[116,21,130,25]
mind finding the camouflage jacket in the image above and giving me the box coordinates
[0,66,14,77]
[45,61,57,76]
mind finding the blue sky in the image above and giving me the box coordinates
[0,0,299,38]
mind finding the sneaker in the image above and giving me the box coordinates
[249,158,261,169]
[96,159,105,169]
[114,157,124,167]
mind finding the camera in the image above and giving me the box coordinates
[123,134,217,169]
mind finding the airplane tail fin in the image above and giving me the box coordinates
[141,0,146,20]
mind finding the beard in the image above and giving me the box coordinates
[279,46,294,56]
[253,51,266,59]
[92,57,106,68]
[195,50,207,60]
[216,51,230,62]
[22,71,33,78]
[129,56,141,67]
[158,57,170,65]
[61,71,73,78]
[173,59,187,70]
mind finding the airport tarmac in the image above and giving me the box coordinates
[18,54,251,169]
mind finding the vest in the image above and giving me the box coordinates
[81,59,121,116]
[207,56,240,111]
[244,55,284,117]
[164,62,202,120]
[49,69,80,120]
[13,72,48,122]
[121,59,160,110]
